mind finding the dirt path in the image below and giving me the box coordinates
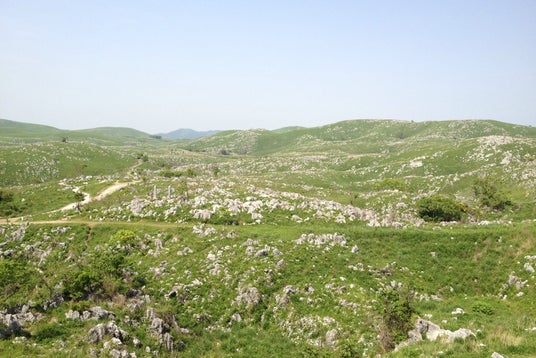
[1,162,143,225]
[57,181,133,212]
[0,181,138,225]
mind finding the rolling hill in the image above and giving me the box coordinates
[182,119,536,155]
[1,118,536,357]
[0,119,161,146]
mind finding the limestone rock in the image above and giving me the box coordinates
[87,321,128,344]
[325,329,338,347]
[235,285,260,308]
[396,317,475,351]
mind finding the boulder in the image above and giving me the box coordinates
[396,317,475,351]
[325,329,338,347]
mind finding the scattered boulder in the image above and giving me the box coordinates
[66,306,115,321]
[396,317,475,351]
[234,285,260,309]
[43,292,64,310]
[144,308,178,352]
[524,263,535,274]
[325,328,338,347]
[255,248,269,257]
[0,306,42,336]
[451,307,465,315]
[87,321,128,344]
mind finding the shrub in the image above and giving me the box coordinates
[0,259,36,307]
[0,189,21,217]
[472,302,494,315]
[63,269,101,300]
[377,286,416,352]
[161,170,183,178]
[416,195,463,222]
[33,323,68,342]
[374,178,407,191]
[473,177,512,211]
[111,229,137,247]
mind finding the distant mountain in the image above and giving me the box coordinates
[159,128,220,140]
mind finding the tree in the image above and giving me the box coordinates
[0,189,20,217]
[377,286,416,352]
[473,176,512,211]
[416,195,463,222]
[74,191,85,211]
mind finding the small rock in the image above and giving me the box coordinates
[325,329,338,347]
[255,248,269,257]
[162,332,174,352]
[524,263,535,274]
[66,310,81,320]
[451,307,465,315]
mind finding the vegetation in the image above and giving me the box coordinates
[1,118,535,357]
[0,189,22,217]
[473,176,513,211]
[416,195,463,222]
[377,286,416,352]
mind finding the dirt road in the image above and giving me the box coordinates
[58,182,132,212]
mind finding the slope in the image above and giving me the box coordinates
[181,119,536,155]
[0,119,161,146]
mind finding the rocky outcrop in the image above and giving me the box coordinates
[234,285,260,309]
[145,307,181,352]
[66,306,115,321]
[0,305,42,338]
[395,317,475,351]
[87,321,129,344]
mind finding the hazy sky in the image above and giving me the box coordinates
[1,1,535,133]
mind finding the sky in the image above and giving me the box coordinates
[1,0,535,133]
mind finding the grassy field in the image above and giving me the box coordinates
[1,119,535,357]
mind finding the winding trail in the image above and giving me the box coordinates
[1,161,143,225]
[57,181,133,212]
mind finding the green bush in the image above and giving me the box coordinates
[33,323,68,342]
[111,229,137,247]
[0,258,37,307]
[472,302,494,315]
[63,269,101,300]
[161,170,183,178]
[373,178,407,191]
[0,189,22,217]
[377,286,416,352]
[416,195,463,222]
[473,177,512,211]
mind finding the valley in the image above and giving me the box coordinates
[1,119,535,357]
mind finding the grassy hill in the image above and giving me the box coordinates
[1,118,536,357]
[182,119,536,155]
[0,119,160,146]
[0,142,137,186]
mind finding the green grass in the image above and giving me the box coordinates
[0,142,136,186]
[1,118,536,356]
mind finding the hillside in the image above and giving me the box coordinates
[0,119,160,146]
[182,119,536,155]
[1,118,536,357]
[0,142,137,186]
